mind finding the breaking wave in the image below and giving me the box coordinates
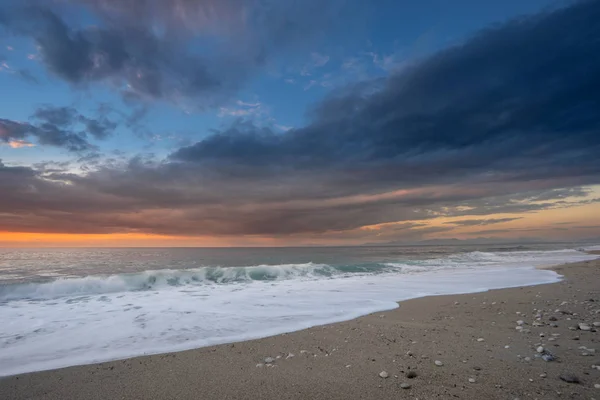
[0,248,595,302]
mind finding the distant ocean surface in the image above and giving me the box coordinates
[1,243,599,376]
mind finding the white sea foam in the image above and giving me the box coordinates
[0,249,597,376]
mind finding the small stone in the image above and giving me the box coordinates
[434,360,443,366]
[345,364,351,368]
[593,322,600,327]
[406,351,413,356]
[477,338,485,342]
[286,353,294,359]
[537,346,545,353]
[264,357,274,364]
[505,345,510,349]
[524,357,532,362]
[559,373,580,383]
[579,323,591,331]
[406,370,418,379]
[379,371,389,379]
[542,353,556,362]
[594,383,600,389]
[473,366,482,371]
[256,363,264,368]
[540,373,547,378]
[400,383,411,389]
[468,378,476,383]
[517,320,525,326]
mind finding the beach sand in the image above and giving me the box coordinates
[2,255,599,399]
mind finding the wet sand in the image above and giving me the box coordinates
[2,254,599,399]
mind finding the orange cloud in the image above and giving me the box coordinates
[7,140,35,148]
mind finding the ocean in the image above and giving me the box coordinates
[1,243,598,376]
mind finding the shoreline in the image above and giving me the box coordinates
[2,254,600,399]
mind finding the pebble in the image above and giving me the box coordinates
[406,370,418,379]
[559,373,580,384]
[400,383,411,389]
[537,346,545,353]
[264,357,274,364]
[579,323,591,331]
[468,378,476,383]
[594,384,600,389]
[379,371,389,379]
[434,360,444,366]
[542,353,556,362]
[477,338,485,342]
[517,320,525,326]
[540,373,547,378]
[593,322,600,327]
[256,363,264,368]
[286,353,295,359]
[524,357,532,362]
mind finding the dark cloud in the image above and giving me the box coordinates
[0,0,347,105]
[445,218,523,227]
[1,1,600,239]
[173,0,600,189]
[1,105,118,151]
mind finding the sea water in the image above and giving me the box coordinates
[0,243,598,376]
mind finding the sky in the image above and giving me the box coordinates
[0,0,599,247]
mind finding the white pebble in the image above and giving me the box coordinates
[434,360,443,366]
[468,378,476,383]
[379,371,389,378]
[537,346,545,353]
[579,323,591,331]
[477,338,485,342]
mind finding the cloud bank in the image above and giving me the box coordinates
[0,0,599,240]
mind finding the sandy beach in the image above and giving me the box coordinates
[1,254,599,400]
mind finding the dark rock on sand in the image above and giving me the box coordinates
[559,373,580,384]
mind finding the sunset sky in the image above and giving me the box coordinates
[0,0,599,247]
